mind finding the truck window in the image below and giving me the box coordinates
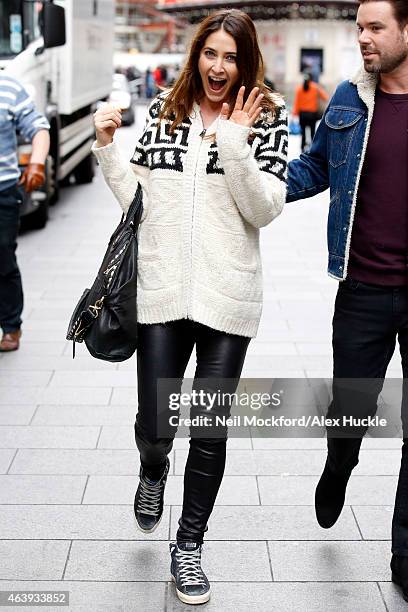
[0,0,41,58]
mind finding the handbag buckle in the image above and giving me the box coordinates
[89,297,105,315]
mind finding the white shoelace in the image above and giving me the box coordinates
[137,477,162,516]
[176,547,207,587]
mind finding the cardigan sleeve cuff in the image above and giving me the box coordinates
[91,140,120,165]
[216,119,251,161]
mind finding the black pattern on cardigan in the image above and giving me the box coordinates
[130,95,288,181]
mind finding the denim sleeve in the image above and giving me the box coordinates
[286,111,330,203]
[13,86,50,142]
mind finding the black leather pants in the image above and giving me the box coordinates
[327,280,408,554]
[135,319,250,544]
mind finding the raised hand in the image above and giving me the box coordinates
[93,103,122,147]
[219,86,264,127]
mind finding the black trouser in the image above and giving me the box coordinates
[135,319,250,544]
[327,278,408,555]
[299,111,317,151]
[0,184,23,333]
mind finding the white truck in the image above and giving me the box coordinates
[0,0,114,228]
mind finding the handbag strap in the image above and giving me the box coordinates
[125,183,143,231]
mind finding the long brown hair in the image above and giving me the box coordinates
[160,9,280,132]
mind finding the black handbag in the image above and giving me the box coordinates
[66,184,143,362]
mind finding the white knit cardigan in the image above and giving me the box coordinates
[92,94,288,337]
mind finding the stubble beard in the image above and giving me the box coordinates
[363,42,408,74]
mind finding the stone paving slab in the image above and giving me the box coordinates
[0,540,70,580]
[0,426,100,449]
[268,541,391,581]
[0,405,37,425]
[166,582,387,612]
[354,451,402,476]
[51,371,137,388]
[0,354,118,370]
[83,475,260,506]
[28,307,75,320]
[0,387,112,406]
[0,475,87,504]
[0,505,170,540]
[352,506,394,540]
[258,475,398,506]
[64,541,272,582]
[110,388,138,405]
[169,505,360,541]
[32,405,136,426]
[2,342,67,356]
[0,581,166,612]
[378,582,408,612]
[0,449,17,473]
[0,371,53,387]
[9,449,144,475]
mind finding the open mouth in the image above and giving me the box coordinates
[208,76,227,92]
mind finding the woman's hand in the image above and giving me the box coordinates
[93,103,122,147]
[219,86,264,127]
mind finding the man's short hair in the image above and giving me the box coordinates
[358,0,408,28]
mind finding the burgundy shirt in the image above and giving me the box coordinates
[347,88,408,286]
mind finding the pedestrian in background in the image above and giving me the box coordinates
[0,74,50,352]
[93,7,287,605]
[293,73,328,151]
[145,68,155,98]
[153,65,164,88]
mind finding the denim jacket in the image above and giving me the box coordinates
[287,67,379,280]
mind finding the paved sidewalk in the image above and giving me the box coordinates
[0,106,405,611]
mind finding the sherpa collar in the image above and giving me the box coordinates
[349,65,378,112]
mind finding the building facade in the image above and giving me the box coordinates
[116,0,361,101]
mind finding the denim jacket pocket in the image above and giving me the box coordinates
[325,108,364,168]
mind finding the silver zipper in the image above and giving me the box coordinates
[188,132,204,317]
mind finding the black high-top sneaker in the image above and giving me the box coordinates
[169,541,211,605]
[133,457,169,533]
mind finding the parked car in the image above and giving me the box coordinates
[109,74,135,126]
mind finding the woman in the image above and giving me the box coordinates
[93,8,287,605]
[293,73,329,152]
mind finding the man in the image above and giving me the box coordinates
[0,74,50,352]
[287,0,408,602]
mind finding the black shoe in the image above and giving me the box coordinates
[134,457,169,533]
[315,459,351,528]
[391,554,408,602]
[170,541,211,605]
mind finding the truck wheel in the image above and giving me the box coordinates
[23,197,49,230]
[73,152,95,184]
